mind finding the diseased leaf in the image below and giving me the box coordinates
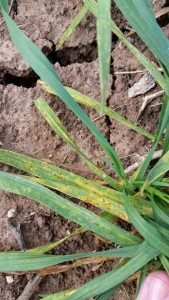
[25,176,129,222]
[0,171,141,246]
[0,149,152,218]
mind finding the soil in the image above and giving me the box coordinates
[0,0,168,299]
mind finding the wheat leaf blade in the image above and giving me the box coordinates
[65,242,159,300]
[0,171,141,246]
[97,0,111,111]
[0,245,139,272]
[57,5,88,49]
[125,196,169,258]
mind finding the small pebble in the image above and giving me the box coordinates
[6,276,14,284]
[7,208,16,219]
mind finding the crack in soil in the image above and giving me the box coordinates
[164,0,169,7]
[105,98,112,143]
[55,41,98,66]
[1,41,98,88]
[103,33,120,143]
[10,0,18,18]
[104,57,114,143]
[155,0,169,27]
[2,71,38,88]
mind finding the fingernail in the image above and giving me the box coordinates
[137,273,169,300]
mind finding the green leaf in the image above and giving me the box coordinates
[143,149,169,189]
[57,5,88,49]
[0,0,7,11]
[125,196,169,258]
[153,260,162,272]
[35,97,121,188]
[146,186,169,205]
[83,0,97,15]
[97,0,111,111]
[95,285,120,300]
[84,0,167,90]
[65,242,159,300]
[85,0,168,185]
[151,181,169,187]
[101,157,120,176]
[162,123,169,155]
[160,255,169,274]
[0,171,141,246]
[135,264,148,299]
[0,0,124,180]
[144,217,169,242]
[0,245,139,272]
[114,0,169,78]
[134,94,169,183]
[151,197,169,230]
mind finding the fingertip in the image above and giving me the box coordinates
[136,271,169,300]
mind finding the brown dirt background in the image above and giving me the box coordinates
[0,0,168,299]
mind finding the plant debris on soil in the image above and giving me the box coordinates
[0,0,168,299]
